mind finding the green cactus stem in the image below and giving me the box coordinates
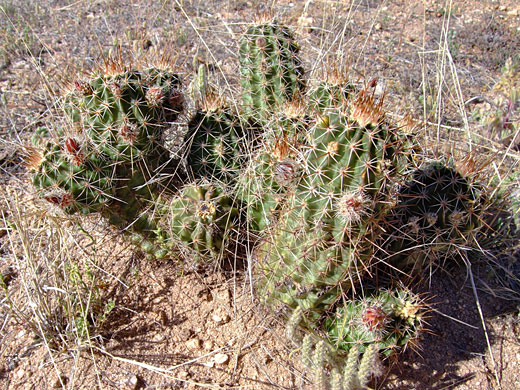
[155,183,241,260]
[239,20,305,122]
[255,90,411,322]
[184,93,252,183]
[63,67,183,163]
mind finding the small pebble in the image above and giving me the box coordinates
[186,338,202,351]
[14,367,25,379]
[122,374,138,390]
[213,353,229,365]
[203,340,214,351]
[211,313,230,324]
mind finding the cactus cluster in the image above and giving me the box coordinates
[255,99,409,319]
[27,19,498,388]
[28,66,184,235]
[325,288,423,357]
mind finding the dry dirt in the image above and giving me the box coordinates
[1,0,520,389]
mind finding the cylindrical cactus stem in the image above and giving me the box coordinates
[286,306,303,340]
[312,340,327,390]
[158,182,241,261]
[184,92,253,183]
[308,66,355,114]
[343,346,360,390]
[237,99,309,234]
[301,334,314,369]
[357,344,378,389]
[239,20,305,123]
[330,368,343,390]
[382,159,485,271]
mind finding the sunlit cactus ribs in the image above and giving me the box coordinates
[237,99,310,233]
[239,19,306,122]
[64,66,183,162]
[308,67,356,114]
[255,89,413,323]
[382,159,486,271]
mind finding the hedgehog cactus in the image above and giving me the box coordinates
[64,67,183,162]
[239,20,305,122]
[383,160,484,270]
[238,100,309,233]
[27,136,114,215]
[308,68,355,114]
[295,288,424,389]
[184,94,250,183]
[325,288,423,357]
[156,183,241,260]
[28,64,188,253]
[255,90,412,321]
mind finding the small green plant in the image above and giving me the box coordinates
[239,18,305,123]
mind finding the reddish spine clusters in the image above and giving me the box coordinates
[64,138,84,166]
[361,306,387,332]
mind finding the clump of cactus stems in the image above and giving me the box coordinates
[300,334,381,390]
[27,60,181,251]
[289,288,423,389]
[237,20,492,388]
[28,57,248,264]
[26,19,498,388]
[29,60,184,216]
[255,87,413,323]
